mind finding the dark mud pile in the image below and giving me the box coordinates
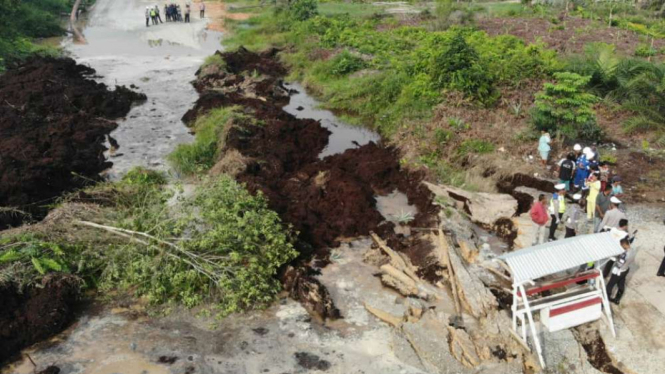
[0,57,146,229]
[0,275,80,364]
[187,48,438,318]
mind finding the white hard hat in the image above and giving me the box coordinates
[574,144,582,151]
[573,193,582,200]
[555,183,566,190]
[610,196,622,204]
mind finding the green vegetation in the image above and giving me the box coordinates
[1,170,298,315]
[532,72,601,140]
[168,107,248,175]
[567,43,665,135]
[227,2,557,137]
[0,0,94,71]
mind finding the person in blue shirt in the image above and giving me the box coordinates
[573,151,589,190]
[611,176,624,198]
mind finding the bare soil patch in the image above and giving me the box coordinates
[476,15,665,56]
[0,275,81,364]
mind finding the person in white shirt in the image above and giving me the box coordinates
[606,238,635,305]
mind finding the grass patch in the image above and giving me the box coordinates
[168,107,247,175]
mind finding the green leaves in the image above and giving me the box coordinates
[532,72,601,140]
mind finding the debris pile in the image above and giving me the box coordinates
[186,48,438,319]
[0,57,146,229]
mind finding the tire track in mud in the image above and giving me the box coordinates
[185,48,440,319]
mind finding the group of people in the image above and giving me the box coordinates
[531,136,665,306]
[145,2,205,27]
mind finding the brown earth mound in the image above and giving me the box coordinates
[0,57,146,229]
[0,275,81,364]
[188,48,439,319]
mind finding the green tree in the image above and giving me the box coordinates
[288,0,318,22]
[431,32,497,105]
[531,72,601,140]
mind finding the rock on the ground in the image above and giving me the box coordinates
[425,183,518,226]
[448,246,498,319]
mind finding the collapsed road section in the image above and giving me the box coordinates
[0,57,146,229]
[185,47,440,319]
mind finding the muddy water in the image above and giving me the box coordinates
[65,0,222,178]
[283,82,381,158]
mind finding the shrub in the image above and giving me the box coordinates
[329,50,366,76]
[98,176,298,313]
[288,0,318,22]
[634,44,657,58]
[531,72,601,140]
[434,128,453,147]
[431,32,497,105]
[121,167,167,186]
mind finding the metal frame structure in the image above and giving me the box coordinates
[495,233,625,368]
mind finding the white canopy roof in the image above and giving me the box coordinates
[497,232,625,285]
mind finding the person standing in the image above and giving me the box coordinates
[594,184,612,233]
[606,238,635,305]
[586,173,601,221]
[557,153,575,191]
[155,5,163,23]
[548,183,567,241]
[602,219,633,278]
[177,5,182,21]
[200,1,205,18]
[562,193,583,238]
[150,7,157,25]
[146,6,151,27]
[611,176,625,199]
[185,4,191,23]
[600,197,627,230]
[573,148,590,191]
[530,194,549,246]
[538,131,551,167]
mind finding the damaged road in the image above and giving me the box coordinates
[186,47,440,319]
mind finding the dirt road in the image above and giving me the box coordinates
[67,0,222,177]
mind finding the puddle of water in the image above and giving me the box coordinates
[63,0,223,178]
[282,82,381,158]
[376,190,418,236]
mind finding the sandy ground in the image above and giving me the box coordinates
[193,0,252,32]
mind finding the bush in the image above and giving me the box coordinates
[531,72,601,140]
[288,0,318,22]
[431,32,497,105]
[329,50,366,76]
[100,176,298,313]
[634,44,657,58]
[121,167,167,186]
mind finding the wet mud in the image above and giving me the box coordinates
[0,57,145,229]
[573,328,624,374]
[496,172,555,216]
[0,275,81,364]
[188,48,439,319]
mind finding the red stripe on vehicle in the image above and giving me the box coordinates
[549,297,602,317]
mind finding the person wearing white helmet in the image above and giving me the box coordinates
[573,143,582,156]
[145,6,151,27]
[562,193,583,238]
[599,196,627,230]
[573,146,590,190]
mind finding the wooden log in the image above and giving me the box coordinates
[364,303,403,328]
[371,232,420,283]
[438,229,461,315]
